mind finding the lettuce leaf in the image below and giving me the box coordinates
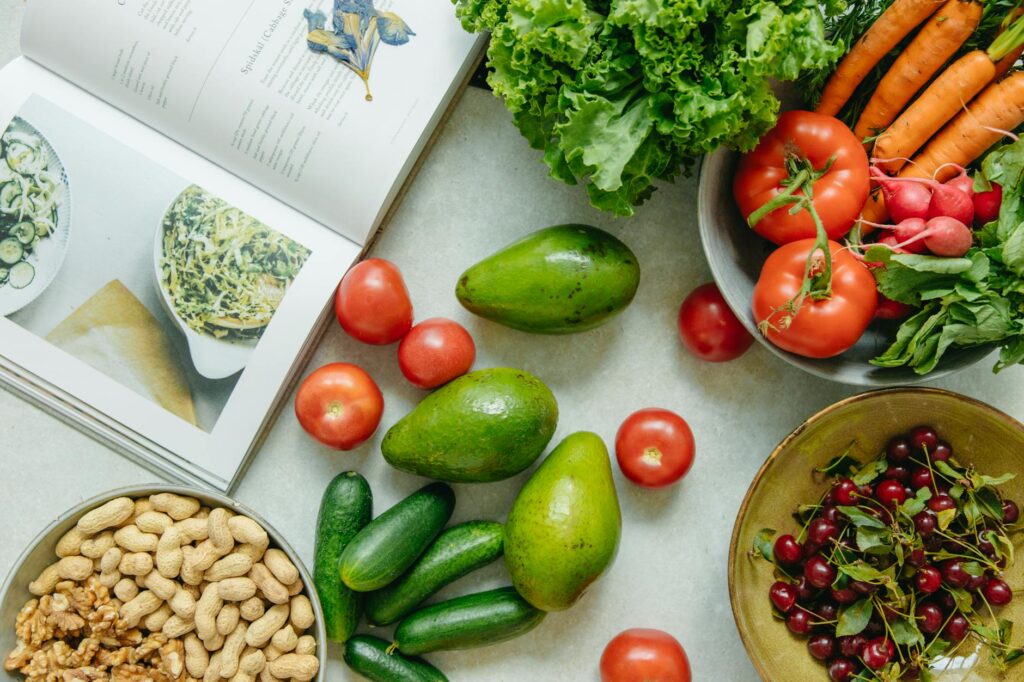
[453,0,842,215]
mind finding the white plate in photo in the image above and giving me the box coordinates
[0,116,71,317]
[152,191,258,381]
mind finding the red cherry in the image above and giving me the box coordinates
[929,494,956,513]
[916,602,943,634]
[932,441,953,461]
[945,614,970,643]
[808,519,840,547]
[831,587,858,605]
[828,658,857,682]
[984,578,1013,606]
[839,635,867,658]
[808,633,836,661]
[805,555,837,589]
[833,478,859,505]
[910,467,933,490]
[913,511,937,536]
[862,637,895,670]
[910,426,939,453]
[942,561,971,589]
[787,609,811,635]
[773,534,803,565]
[769,581,798,613]
[1003,499,1020,524]
[916,566,942,594]
[887,436,912,463]
[875,480,907,508]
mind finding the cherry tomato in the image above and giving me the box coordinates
[398,318,476,389]
[294,363,383,450]
[600,629,692,682]
[615,409,695,488]
[734,111,869,245]
[677,283,753,362]
[335,259,413,344]
[753,239,877,359]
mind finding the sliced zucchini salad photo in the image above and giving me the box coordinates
[0,119,62,291]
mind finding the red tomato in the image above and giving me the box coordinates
[677,283,753,362]
[294,363,383,450]
[615,409,695,488]
[335,259,413,344]
[398,318,476,389]
[753,239,877,359]
[600,629,692,682]
[734,111,869,245]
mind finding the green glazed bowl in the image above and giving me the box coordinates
[729,388,1024,681]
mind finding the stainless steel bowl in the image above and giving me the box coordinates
[697,147,991,386]
[0,485,326,681]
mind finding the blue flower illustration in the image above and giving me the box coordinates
[304,1,416,102]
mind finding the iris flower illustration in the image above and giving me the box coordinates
[304,0,415,101]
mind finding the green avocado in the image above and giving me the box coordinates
[381,368,558,483]
[455,224,640,334]
[504,432,621,611]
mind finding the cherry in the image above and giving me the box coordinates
[978,536,996,557]
[1003,499,1020,524]
[828,658,857,682]
[913,511,937,536]
[808,518,840,546]
[942,560,971,589]
[907,549,927,569]
[796,576,819,602]
[945,614,970,643]
[916,602,944,634]
[932,441,953,462]
[910,467,933,490]
[910,425,939,453]
[887,436,912,463]
[857,484,874,499]
[833,478,859,506]
[880,603,900,623]
[984,578,1013,606]
[815,601,838,623]
[850,580,876,596]
[838,634,867,658]
[875,480,907,508]
[916,566,942,594]
[929,494,956,513]
[936,591,958,614]
[820,505,843,524]
[769,581,798,612]
[805,555,837,589]
[883,464,911,485]
[831,586,858,605]
[862,637,895,670]
[774,534,803,565]
[808,633,836,661]
[787,608,811,635]
[967,573,987,592]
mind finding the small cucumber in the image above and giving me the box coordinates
[314,472,372,642]
[394,586,545,655]
[343,635,448,682]
[339,482,455,592]
[366,521,504,625]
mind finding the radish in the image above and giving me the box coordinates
[870,167,931,223]
[892,218,928,254]
[927,182,974,226]
[876,293,913,320]
[974,182,1002,226]
[946,172,974,200]
[920,216,973,257]
[871,171,974,226]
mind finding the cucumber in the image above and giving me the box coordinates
[339,482,455,592]
[314,471,372,643]
[12,221,35,245]
[0,238,23,265]
[8,262,33,289]
[366,521,504,625]
[394,586,546,655]
[343,635,448,682]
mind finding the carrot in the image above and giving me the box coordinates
[816,0,945,117]
[904,71,1024,183]
[853,0,983,141]
[994,7,1024,79]
[872,50,995,173]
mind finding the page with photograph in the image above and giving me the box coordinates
[0,58,359,489]
[20,0,483,245]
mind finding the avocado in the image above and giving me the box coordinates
[381,368,558,483]
[504,432,621,611]
[455,224,640,334]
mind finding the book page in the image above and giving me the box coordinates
[0,58,359,489]
[21,0,482,245]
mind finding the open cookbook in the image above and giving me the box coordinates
[0,0,483,490]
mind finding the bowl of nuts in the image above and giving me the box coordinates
[0,485,325,681]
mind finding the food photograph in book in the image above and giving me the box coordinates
[0,95,311,433]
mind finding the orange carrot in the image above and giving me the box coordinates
[994,7,1024,79]
[873,50,995,172]
[816,0,945,117]
[904,71,1024,183]
[853,0,983,141]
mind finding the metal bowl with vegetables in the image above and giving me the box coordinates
[154,185,310,379]
[0,116,71,316]
[699,0,1024,385]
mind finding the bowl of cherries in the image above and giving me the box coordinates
[729,388,1024,681]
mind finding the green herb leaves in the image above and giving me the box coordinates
[454,0,842,215]
[837,598,873,636]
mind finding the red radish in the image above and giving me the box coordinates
[974,182,1002,226]
[946,172,974,200]
[928,182,975,226]
[876,294,913,320]
[921,216,973,257]
[871,167,931,223]
[892,218,928,254]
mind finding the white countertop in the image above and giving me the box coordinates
[3,3,1024,679]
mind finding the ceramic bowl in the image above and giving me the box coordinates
[697,149,991,386]
[729,388,1024,681]
[0,485,326,682]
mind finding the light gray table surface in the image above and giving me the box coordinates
[3,2,1024,679]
